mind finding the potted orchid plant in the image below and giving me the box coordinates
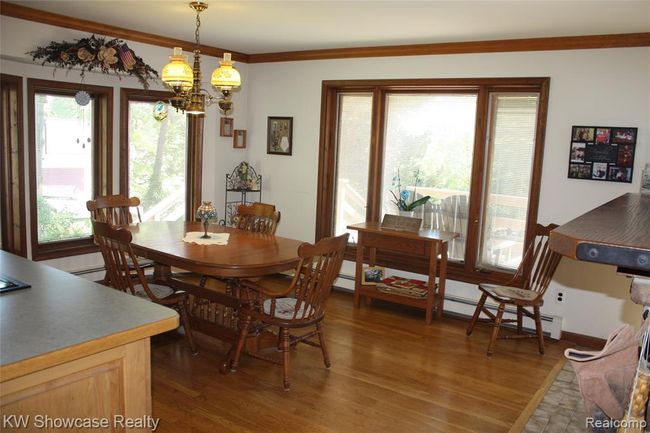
[390,169,431,216]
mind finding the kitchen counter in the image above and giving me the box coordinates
[0,251,179,431]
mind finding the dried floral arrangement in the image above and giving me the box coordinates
[28,35,158,89]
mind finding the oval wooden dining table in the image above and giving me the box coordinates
[128,220,304,369]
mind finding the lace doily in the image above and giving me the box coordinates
[182,232,230,245]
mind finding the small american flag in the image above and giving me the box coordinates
[118,44,136,70]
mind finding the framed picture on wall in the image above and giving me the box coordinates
[220,117,233,137]
[267,116,293,155]
[567,125,637,183]
[233,129,246,149]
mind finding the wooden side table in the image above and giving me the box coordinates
[347,222,458,324]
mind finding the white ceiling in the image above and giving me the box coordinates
[9,1,650,55]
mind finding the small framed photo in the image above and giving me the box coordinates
[362,266,385,285]
[267,116,293,155]
[572,126,594,142]
[220,117,233,137]
[570,142,586,162]
[611,128,636,144]
[233,129,247,149]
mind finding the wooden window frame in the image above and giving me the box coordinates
[316,77,550,286]
[1,74,27,257]
[27,79,113,260]
[119,88,202,222]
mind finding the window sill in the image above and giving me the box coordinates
[32,237,98,261]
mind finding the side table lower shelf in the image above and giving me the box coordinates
[356,283,440,310]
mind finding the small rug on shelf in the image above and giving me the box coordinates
[377,276,429,299]
[511,358,588,433]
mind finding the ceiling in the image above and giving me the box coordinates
[7,1,650,55]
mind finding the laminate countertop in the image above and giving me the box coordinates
[0,251,178,381]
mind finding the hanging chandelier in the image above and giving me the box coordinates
[161,1,241,115]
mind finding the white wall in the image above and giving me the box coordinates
[244,48,650,338]
[2,14,649,338]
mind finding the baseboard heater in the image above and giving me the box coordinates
[334,273,563,340]
[71,266,106,276]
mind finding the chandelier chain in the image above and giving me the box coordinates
[195,9,201,48]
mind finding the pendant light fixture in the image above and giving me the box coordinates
[161,1,241,115]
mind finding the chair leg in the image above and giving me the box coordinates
[280,327,291,391]
[231,314,252,372]
[517,306,523,335]
[467,292,488,336]
[487,303,505,356]
[199,275,208,287]
[178,302,197,355]
[316,322,331,369]
[534,305,545,355]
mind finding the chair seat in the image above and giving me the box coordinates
[127,257,154,269]
[263,298,313,320]
[482,284,538,301]
[133,283,174,300]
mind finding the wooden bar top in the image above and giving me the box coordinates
[347,221,458,242]
[550,193,650,261]
[0,251,179,381]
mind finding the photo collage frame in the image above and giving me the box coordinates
[567,125,637,183]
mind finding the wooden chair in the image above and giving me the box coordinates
[87,194,153,284]
[466,223,561,356]
[86,194,143,225]
[233,202,281,234]
[230,233,349,390]
[91,219,197,354]
[198,202,281,288]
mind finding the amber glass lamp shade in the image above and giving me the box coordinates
[211,53,241,91]
[161,47,193,91]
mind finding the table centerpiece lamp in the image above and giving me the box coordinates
[196,201,218,238]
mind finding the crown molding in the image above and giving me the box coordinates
[2,1,648,65]
[0,1,249,63]
[247,32,650,63]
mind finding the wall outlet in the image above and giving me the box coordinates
[555,290,565,304]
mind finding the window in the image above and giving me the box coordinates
[120,89,187,221]
[317,78,549,285]
[333,93,372,242]
[28,79,112,260]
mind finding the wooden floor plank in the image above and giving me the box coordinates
[151,291,569,433]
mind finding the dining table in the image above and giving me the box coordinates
[127,220,304,370]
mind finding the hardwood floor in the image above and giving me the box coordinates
[151,290,570,433]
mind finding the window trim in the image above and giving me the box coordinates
[119,88,202,221]
[27,79,113,260]
[316,77,550,286]
[1,74,27,257]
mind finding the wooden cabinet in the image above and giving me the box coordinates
[347,222,457,324]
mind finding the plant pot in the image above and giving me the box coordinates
[399,210,415,218]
